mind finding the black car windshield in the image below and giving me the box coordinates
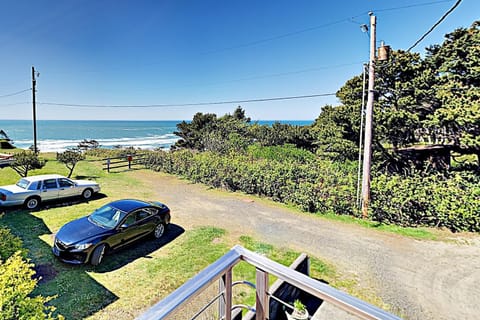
[89,205,127,229]
[16,179,29,189]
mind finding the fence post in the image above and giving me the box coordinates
[106,158,110,173]
[127,155,132,169]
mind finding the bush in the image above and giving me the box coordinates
[0,227,62,319]
[371,172,480,232]
[144,149,357,215]
[10,151,45,177]
[56,150,85,178]
[0,227,26,262]
[0,253,62,320]
[247,144,315,163]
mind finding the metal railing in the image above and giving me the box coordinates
[137,245,401,320]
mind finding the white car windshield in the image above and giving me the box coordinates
[89,205,127,229]
[16,179,30,189]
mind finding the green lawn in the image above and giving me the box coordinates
[0,154,373,319]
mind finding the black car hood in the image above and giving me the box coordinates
[56,216,110,245]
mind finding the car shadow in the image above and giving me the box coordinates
[74,175,102,180]
[41,192,108,210]
[90,223,185,273]
[0,210,118,319]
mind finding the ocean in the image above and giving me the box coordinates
[0,120,313,152]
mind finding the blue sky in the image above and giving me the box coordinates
[0,0,477,121]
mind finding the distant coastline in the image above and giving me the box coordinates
[0,119,313,152]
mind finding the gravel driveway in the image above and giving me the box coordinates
[135,171,480,320]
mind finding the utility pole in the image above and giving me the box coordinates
[361,13,376,218]
[32,66,38,154]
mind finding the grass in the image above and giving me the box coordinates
[0,154,380,319]
[318,212,440,240]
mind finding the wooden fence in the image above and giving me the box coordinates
[102,154,148,172]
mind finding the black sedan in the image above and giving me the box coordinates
[52,199,171,265]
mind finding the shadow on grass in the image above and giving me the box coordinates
[0,211,183,319]
[74,175,102,180]
[88,223,185,273]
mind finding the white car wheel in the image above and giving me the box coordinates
[82,189,93,200]
[25,197,40,210]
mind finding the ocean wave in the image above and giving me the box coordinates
[13,134,180,153]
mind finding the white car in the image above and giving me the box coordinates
[0,174,101,210]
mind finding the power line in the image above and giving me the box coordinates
[374,0,454,13]
[0,102,30,107]
[407,0,462,52]
[38,92,336,109]
[184,62,364,88]
[204,0,456,54]
[0,88,31,98]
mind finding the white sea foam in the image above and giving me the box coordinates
[14,134,179,153]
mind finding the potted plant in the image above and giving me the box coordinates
[286,299,309,320]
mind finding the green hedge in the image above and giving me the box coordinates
[91,147,480,232]
[144,149,357,216]
[371,172,480,232]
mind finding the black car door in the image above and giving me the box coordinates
[111,208,157,249]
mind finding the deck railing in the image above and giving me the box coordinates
[137,245,401,320]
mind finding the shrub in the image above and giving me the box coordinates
[144,149,357,216]
[0,227,26,262]
[371,172,480,232]
[0,253,62,320]
[56,150,85,178]
[10,151,45,177]
[247,144,315,163]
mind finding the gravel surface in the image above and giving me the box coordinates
[134,171,480,320]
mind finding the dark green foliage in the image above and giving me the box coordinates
[172,107,254,152]
[371,172,480,232]
[247,144,315,163]
[141,146,480,232]
[0,227,62,319]
[10,151,45,177]
[144,148,357,215]
[0,253,62,320]
[326,21,480,168]
[424,21,480,162]
[249,122,315,151]
[56,150,85,178]
[172,107,314,153]
[173,112,218,150]
[0,227,26,262]
[310,105,359,161]
[85,146,140,159]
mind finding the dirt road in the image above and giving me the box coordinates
[135,171,480,320]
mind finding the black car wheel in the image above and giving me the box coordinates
[24,197,40,210]
[91,244,106,265]
[82,188,93,200]
[153,223,166,239]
